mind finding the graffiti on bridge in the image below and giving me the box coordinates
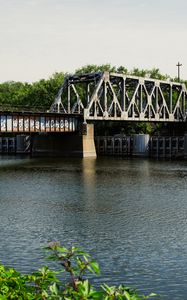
[0,114,78,133]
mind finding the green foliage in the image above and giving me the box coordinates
[130,68,169,80]
[75,65,170,81]
[0,64,185,110]
[94,121,156,136]
[0,72,66,109]
[75,64,128,75]
[75,64,115,74]
[0,81,31,106]
[0,242,157,300]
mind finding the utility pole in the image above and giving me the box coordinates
[176,62,182,82]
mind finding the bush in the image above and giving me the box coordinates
[0,242,157,300]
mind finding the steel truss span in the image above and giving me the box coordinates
[50,72,187,122]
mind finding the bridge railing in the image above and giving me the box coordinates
[0,105,49,113]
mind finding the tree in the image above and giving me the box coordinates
[0,72,66,109]
[75,64,117,74]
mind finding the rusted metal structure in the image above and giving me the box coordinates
[50,72,187,122]
[0,112,78,133]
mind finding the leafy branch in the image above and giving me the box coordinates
[0,242,157,300]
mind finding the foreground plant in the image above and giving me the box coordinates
[0,242,157,299]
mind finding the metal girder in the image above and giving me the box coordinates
[0,113,78,133]
[49,72,187,122]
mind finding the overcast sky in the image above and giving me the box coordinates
[0,0,186,82]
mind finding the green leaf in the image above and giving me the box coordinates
[56,246,69,253]
[50,282,59,295]
[89,261,100,274]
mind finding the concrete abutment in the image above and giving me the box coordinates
[31,123,96,158]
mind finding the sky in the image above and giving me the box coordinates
[0,0,187,82]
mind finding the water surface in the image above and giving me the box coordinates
[0,156,187,299]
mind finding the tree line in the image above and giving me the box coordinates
[0,64,185,109]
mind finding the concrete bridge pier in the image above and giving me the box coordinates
[81,123,96,157]
[31,123,96,158]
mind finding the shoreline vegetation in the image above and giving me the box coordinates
[0,242,157,300]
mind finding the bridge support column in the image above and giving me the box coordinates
[82,123,96,158]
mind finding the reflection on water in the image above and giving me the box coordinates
[0,156,187,299]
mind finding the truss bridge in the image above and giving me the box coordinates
[50,72,187,123]
[1,72,187,157]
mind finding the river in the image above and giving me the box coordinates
[0,156,187,299]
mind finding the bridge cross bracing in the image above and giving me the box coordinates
[50,72,187,122]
